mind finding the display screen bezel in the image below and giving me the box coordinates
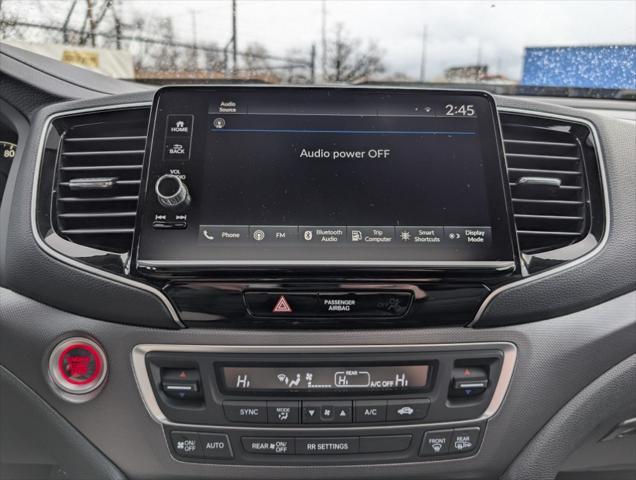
[135,85,518,271]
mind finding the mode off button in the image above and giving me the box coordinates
[296,437,359,455]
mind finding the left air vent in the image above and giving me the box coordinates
[54,108,149,253]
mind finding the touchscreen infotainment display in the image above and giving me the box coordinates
[136,87,516,268]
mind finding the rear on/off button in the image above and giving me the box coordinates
[242,437,295,455]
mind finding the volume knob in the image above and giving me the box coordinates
[155,174,190,209]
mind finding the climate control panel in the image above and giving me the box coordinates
[132,343,516,465]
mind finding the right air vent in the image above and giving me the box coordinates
[501,112,598,254]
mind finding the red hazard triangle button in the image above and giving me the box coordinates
[272,295,293,313]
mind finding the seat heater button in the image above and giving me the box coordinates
[387,398,430,421]
[170,431,201,457]
[449,427,480,454]
[421,429,453,456]
[360,435,412,453]
[242,437,295,455]
[296,437,359,455]
[223,401,267,423]
[200,433,233,459]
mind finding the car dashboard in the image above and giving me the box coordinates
[0,44,634,480]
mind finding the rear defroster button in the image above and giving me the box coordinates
[48,337,107,396]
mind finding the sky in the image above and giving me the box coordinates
[2,0,636,81]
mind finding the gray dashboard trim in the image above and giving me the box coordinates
[470,106,611,325]
[131,341,517,430]
[27,101,185,327]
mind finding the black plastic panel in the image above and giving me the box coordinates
[165,280,490,327]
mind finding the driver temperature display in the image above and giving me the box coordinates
[220,364,430,393]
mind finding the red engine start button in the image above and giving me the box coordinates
[49,337,107,395]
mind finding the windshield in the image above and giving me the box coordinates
[1,0,635,99]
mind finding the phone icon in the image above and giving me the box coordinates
[202,229,215,241]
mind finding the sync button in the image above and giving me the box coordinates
[223,401,267,423]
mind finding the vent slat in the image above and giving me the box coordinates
[58,179,141,187]
[504,139,578,148]
[62,150,145,157]
[512,198,584,206]
[65,135,146,143]
[517,230,583,237]
[58,195,139,203]
[514,214,584,221]
[507,167,582,176]
[502,113,590,254]
[60,165,143,171]
[54,108,149,253]
[509,183,583,190]
[59,228,135,234]
[58,212,137,218]
[506,153,580,161]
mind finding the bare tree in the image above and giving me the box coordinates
[242,42,271,74]
[324,23,385,83]
[155,18,179,71]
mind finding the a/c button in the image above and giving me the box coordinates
[354,400,387,422]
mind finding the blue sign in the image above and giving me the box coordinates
[522,45,636,89]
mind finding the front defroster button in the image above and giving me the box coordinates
[421,430,453,456]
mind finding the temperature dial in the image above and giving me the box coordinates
[155,174,190,209]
